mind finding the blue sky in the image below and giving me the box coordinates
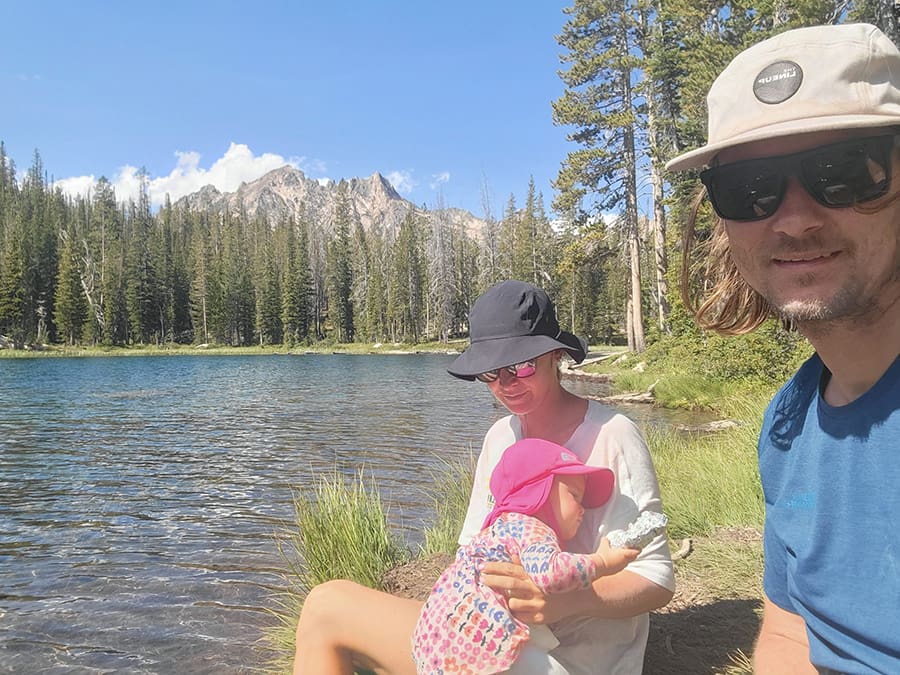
[2,2,573,217]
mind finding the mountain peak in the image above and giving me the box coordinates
[173,167,484,239]
[371,171,402,200]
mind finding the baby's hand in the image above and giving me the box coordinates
[607,511,669,549]
[593,537,639,576]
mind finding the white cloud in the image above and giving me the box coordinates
[429,171,450,189]
[144,143,299,206]
[385,170,415,194]
[52,174,96,198]
[51,143,329,208]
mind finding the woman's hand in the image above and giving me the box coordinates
[481,561,552,624]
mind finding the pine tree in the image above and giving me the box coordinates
[252,219,282,346]
[189,214,212,344]
[388,207,425,343]
[54,228,88,345]
[326,182,354,342]
[221,213,254,346]
[293,216,314,342]
[850,0,900,43]
[477,177,503,292]
[307,215,328,341]
[0,228,26,348]
[351,220,372,341]
[16,150,60,345]
[276,216,300,346]
[151,196,176,344]
[169,209,193,343]
[205,213,229,344]
[426,198,455,342]
[86,179,128,345]
[554,0,647,351]
[451,216,478,337]
[123,170,160,344]
[362,223,387,342]
[498,194,518,280]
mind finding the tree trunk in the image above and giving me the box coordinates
[626,296,634,352]
[645,77,670,333]
[628,227,645,352]
[622,59,645,353]
[874,0,900,45]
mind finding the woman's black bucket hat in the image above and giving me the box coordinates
[447,280,588,381]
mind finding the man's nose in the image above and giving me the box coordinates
[769,177,827,237]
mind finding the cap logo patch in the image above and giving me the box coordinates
[753,60,803,104]
[560,451,575,462]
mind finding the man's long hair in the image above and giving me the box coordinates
[679,188,775,336]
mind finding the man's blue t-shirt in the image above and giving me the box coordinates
[760,353,900,674]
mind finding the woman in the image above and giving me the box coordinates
[293,280,674,674]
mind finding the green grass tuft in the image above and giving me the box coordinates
[647,413,765,540]
[420,453,477,556]
[286,470,409,591]
[265,469,409,673]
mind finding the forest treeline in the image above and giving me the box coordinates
[1,2,896,357]
[0,157,622,349]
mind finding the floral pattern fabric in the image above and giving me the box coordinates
[412,512,600,675]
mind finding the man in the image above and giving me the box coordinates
[667,23,900,674]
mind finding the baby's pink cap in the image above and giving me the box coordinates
[482,438,615,531]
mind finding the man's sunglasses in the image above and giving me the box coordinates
[476,360,536,383]
[700,134,896,222]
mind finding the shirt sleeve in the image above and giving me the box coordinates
[458,417,515,546]
[582,408,675,592]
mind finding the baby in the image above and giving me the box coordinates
[412,438,641,675]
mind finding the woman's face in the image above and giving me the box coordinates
[484,350,562,416]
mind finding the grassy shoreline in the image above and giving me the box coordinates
[0,340,469,358]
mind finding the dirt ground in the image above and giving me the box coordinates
[382,529,763,675]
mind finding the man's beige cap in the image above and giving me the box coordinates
[667,23,900,171]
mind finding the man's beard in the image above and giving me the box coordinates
[773,262,900,327]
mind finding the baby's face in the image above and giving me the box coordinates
[548,474,586,542]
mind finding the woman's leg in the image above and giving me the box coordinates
[293,579,424,675]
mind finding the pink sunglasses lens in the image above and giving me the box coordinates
[514,364,536,378]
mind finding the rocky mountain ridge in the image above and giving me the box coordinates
[174,165,485,239]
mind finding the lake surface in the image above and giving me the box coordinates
[0,354,512,673]
[0,354,690,673]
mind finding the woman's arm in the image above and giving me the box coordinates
[481,563,672,624]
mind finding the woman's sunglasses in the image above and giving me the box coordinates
[476,360,536,383]
[700,134,896,222]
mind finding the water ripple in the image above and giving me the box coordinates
[0,354,498,672]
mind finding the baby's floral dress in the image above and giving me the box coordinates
[411,512,600,674]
